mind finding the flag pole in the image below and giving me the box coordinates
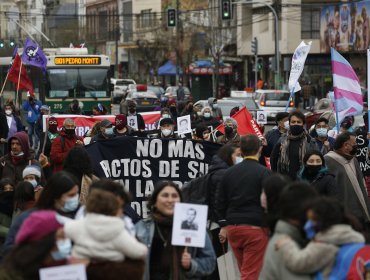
[15,60,22,108]
[285,80,298,112]
[0,71,10,97]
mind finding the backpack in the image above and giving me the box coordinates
[182,172,212,205]
[316,243,370,280]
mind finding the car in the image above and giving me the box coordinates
[194,99,246,120]
[121,84,159,112]
[111,78,136,104]
[147,85,165,99]
[304,98,332,129]
[221,97,260,118]
[164,86,192,101]
[257,89,294,122]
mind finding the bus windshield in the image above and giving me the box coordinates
[47,68,109,98]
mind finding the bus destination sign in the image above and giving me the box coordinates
[54,57,101,65]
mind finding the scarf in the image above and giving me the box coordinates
[279,132,308,172]
[152,212,186,280]
[326,151,370,221]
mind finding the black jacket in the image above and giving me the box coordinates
[216,158,272,227]
[0,113,8,139]
[208,155,230,222]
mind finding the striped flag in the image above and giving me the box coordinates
[331,48,363,125]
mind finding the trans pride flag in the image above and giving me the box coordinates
[331,48,363,126]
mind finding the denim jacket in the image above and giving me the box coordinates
[135,218,216,280]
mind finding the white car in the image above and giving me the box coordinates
[111,78,136,103]
[256,89,294,122]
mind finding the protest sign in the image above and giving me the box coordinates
[127,115,138,129]
[86,137,220,218]
[40,264,86,280]
[256,111,267,125]
[172,203,208,248]
[177,115,192,135]
[42,112,161,136]
[356,131,370,193]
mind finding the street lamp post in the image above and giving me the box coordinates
[233,0,280,88]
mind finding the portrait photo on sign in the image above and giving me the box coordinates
[177,115,192,135]
[172,203,208,248]
[127,115,138,129]
[256,111,267,124]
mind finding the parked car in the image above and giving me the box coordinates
[164,86,192,101]
[111,78,136,104]
[304,98,332,129]
[257,90,294,123]
[147,85,165,99]
[194,99,246,120]
[121,84,159,112]
[222,97,259,118]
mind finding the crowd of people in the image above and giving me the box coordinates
[0,90,369,280]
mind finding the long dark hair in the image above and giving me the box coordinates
[148,180,182,213]
[303,150,325,166]
[217,144,238,167]
[14,181,35,211]
[63,146,93,185]
[2,232,56,280]
[36,171,78,210]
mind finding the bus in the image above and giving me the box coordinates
[0,48,112,114]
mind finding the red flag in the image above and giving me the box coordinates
[8,54,34,94]
[216,106,263,138]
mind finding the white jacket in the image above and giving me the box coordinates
[64,213,148,261]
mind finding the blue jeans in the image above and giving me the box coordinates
[27,122,39,149]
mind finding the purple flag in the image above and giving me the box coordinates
[21,37,47,72]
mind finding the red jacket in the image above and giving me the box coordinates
[50,130,83,173]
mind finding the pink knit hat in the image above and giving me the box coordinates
[16,210,63,245]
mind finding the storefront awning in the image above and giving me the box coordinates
[158,60,182,76]
[188,60,232,75]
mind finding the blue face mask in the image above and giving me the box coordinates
[62,194,79,212]
[234,157,243,165]
[28,179,38,188]
[51,239,72,261]
[304,219,317,240]
[105,127,114,136]
[316,128,328,138]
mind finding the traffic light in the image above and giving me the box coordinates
[9,38,15,47]
[167,9,177,27]
[257,58,263,71]
[0,40,4,48]
[251,37,258,55]
[221,0,232,20]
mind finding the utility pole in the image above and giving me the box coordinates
[176,0,180,85]
[115,12,119,79]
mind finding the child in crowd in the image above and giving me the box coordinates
[22,164,43,200]
[64,189,147,261]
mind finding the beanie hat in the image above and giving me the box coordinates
[40,105,50,112]
[16,210,63,245]
[115,114,127,130]
[22,164,41,179]
[100,119,112,128]
[168,99,177,106]
[160,118,174,126]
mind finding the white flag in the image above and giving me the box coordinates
[288,41,312,93]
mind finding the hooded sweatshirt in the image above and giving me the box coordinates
[64,213,148,261]
[0,132,42,185]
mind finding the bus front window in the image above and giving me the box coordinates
[79,69,108,98]
[47,69,78,98]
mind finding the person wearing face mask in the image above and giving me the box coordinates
[121,100,145,130]
[297,150,338,199]
[22,164,43,201]
[181,101,201,128]
[216,118,240,146]
[157,118,177,139]
[193,124,212,142]
[50,118,84,173]
[207,98,223,121]
[0,131,44,186]
[0,210,81,279]
[113,114,134,137]
[4,103,22,144]
[216,135,272,279]
[325,132,370,228]
[200,107,220,130]
[313,118,335,155]
[0,178,15,245]
[22,91,43,150]
[264,112,289,157]
[270,110,319,180]
[91,119,116,143]
[274,197,364,280]
[38,116,59,159]
[65,99,83,115]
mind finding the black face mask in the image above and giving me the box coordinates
[305,165,321,177]
[290,125,304,136]
[350,145,358,156]
[129,107,136,113]
[225,126,234,136]
[65,128,75,136]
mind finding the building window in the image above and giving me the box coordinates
[140,9,153,28]
[301,8,320,39]
[123,1,133,42]
[99,10,108,40]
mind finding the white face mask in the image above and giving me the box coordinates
[5,110,12,115]
[28,179,38,188]
[212,103,218,109]
[204,112,211,118]
[162,114,170,119]
[162,129,172,137]
[284,121,289,130]
[234,156,243,165]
